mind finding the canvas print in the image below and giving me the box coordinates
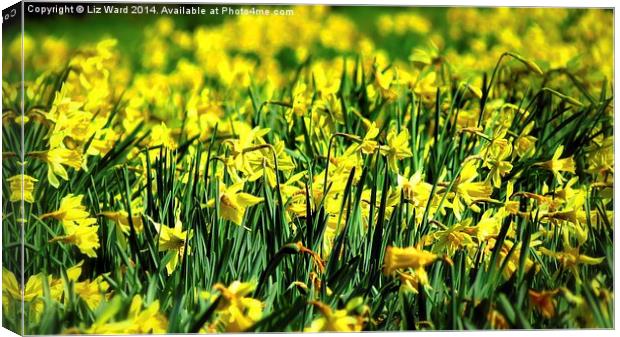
[1,2,614,334]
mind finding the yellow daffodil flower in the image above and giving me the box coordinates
[202,281,264,332]
[41,194,95,226]
[535,145,576,183]
[382,128,413,172]
[528,288,559,319]
[7,174,38,203]
[73,275,110,310]
[383,245,438,275]
[150,214,191,275]
[451,160,493,219]
[305,298,369,332]
[205,182,264,226]
[539,246,604,283]
[43,194,100,257]
[30,147,83,188]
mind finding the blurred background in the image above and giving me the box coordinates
[3,5,613,83]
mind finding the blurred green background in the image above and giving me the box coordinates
[5,4,449,62]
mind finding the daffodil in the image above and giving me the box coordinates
[2,267,22,304]
[373,64,397,101]
[224,125,270,171]
[7,174,38,203]
[487,310,510,329]
[88,128,119,156]
[50,222,100,258]
[513,122,537,158]
[381,128,413,172]
[205,182,263,226]
[585,136,613,179]
[535,145,576,183]
[43,194,100,257]
[46,83,83,125]
[471,209,502,242]
[429,220,476,256]
[41,194,95,228]
[30,147,84,188]
[47,107,94,149]
[99,210,143,250]
[150,214,191,275]
[123,295,168,333]
[358,121,380,154]
[383,245,438,275]
[413,71,439,102]
[397,268,432,294]
[304,298,369,332]
[451,160,494,219]
[480,132,513,188]
[539,246,604,283]
[243,139,296,187]
[204,281,264,332]
[409,40,441,66]
[149,122,177,149]
[396,170,432,207]
[312,92,344,125]
[312,62,341,96]
[100,210,144,233]
[528,289,559,319]
[287,82,310,127]
[494,238,539,279]
[73,275,110,310]
[2,268,66,319]
[72,295,168,334]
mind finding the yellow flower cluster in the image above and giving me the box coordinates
[1,5,613,333]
